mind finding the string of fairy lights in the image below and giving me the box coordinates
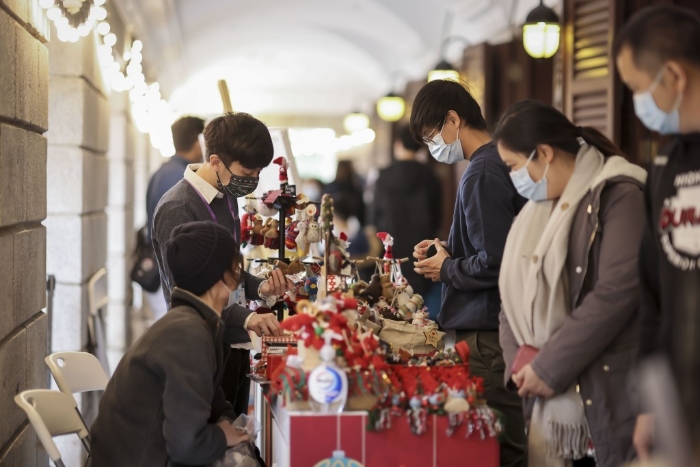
[39,0,176,157]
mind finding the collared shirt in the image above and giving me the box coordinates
[183,164,224,203]
[182,164,259,346]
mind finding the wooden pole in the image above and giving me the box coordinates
[218,79,233,113]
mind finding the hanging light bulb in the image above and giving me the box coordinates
[376,93,406,122]
[94,6,107,21]
[428,59,460,82]
[343,112,370,134]
[39,0,54,9]
[522,0,561,59]
[96,22,110,36]
[94,0,107,5]
[77,24,91,37]
[132,40,143,53]
[104,33,117,47]
[46,7,61,20]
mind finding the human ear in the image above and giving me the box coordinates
[537,144,556,164]
[666,60,687,95]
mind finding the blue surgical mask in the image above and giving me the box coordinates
[427,120,464,164]
[633,67,682,135]
[510,149,549,201]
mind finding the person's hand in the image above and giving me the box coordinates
[247,313,282,337]
[217,420,250,447]
[260,268,293,297]
[633,413,655,461]
[413,239,433,261]
[414,239,449,282]
[513,364,555,399]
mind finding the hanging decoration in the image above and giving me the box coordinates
[40,0,176,157]
[40,0,107,42]
[522,0,561,59]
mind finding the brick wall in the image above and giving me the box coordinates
[0,1,50,466]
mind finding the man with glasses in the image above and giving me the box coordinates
[410,79,527,467]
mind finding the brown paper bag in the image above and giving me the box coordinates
[378,320,445,354]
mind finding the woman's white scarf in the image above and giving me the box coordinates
[500,144,609,467]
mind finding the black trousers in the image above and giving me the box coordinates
[221,348,251,417]
[456,330,528,467]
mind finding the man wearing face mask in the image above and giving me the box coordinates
[410,79,527,467]
[614,5,700,460]
[153,112,291,416]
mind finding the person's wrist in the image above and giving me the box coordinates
[243,312,255,330]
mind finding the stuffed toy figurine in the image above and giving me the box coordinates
[379,274,395,301]
[273,156,288,185]
[304,276,319,302]
[358,274,382,305]
[264,219,280,250]
[258,199,279,217]
[376,232,394,274]
[412,310,428,327]
[398,294,424,319]
[240,199,258,247]
[306,218,321,243]
[285,220,300,251]
[274,258,304,276]
[295,220,308,255]
[250,214,265,246]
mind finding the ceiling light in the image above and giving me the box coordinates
[522,1,561,59]
[376,93,406,122]
[428,59,460,82]
[343,112,370,134]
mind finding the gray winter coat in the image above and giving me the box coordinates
[90,288,239,467]
[500,175,645,467]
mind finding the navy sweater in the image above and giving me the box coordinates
[439,142,526,332]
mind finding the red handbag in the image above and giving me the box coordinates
[511,344,539,376]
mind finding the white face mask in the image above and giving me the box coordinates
[633,67,682,135]
[427,119,464,164]
[509,149,549,201]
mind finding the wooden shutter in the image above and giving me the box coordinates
[563,0,621,139]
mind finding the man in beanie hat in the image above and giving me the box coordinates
[90,221,255,467]
[153,112,292,415]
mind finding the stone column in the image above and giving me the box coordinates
[0,1,50,466]
[44,26,110,466]
[105,92,136,365]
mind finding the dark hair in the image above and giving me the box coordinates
[410,79,487,144]
[493,100,623,159]
[332,196,353,221]
[203,112,274,170]
[397,125,423,152]
[171,116,205,153]
[334,160,356,185]
[613,5,700,73]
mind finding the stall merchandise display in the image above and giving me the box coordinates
[243,185,501,462]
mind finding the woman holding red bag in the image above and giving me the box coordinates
[494,101,646,467]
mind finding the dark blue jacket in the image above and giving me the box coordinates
[439,142,526,332]
[146,155,190,242]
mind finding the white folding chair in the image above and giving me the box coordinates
[87,268,110,375]
[14,389,90,467]
[45,351,109,451]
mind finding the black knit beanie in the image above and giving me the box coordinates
[165,221,236,296]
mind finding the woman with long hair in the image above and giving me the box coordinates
[494,100,646,467]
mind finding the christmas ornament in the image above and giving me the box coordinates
[423,328,442,348]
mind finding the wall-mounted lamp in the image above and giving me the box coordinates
[522,0,561,59]
[376,92,406,122]
[343,112,370,134]
[428,36,469,82]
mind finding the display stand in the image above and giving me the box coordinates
[252,382,499,467]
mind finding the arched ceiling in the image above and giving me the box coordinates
[114,0,558,117]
